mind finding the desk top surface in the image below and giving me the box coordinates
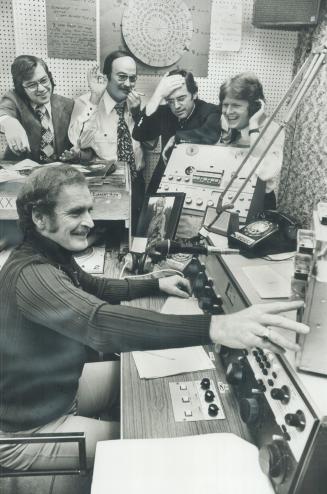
[0,160,130,221]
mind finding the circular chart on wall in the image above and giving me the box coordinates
[122,0,193,67]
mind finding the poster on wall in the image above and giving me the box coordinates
[46,0,96,60]
[211,0,242,51]
[99,0,212,76]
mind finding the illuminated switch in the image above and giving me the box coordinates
[182,396,190,403]
[179,384,188,390]
[184,410,193,417]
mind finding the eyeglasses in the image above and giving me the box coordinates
[22,76,51,92]
[116,74,137,83]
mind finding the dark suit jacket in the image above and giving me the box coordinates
[132,99,221,150]
[0,90,74,162]
[132,99,221,193]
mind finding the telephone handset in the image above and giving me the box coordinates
[228,210,299,256]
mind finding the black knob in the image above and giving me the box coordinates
[208,403,219,416]
[226,361,245,385]
[285,410,306,431]
[270,385,290,404]
[239,397,260,424]
[193,272,206,298]
[199,286,214,312]
[259,440,289,484]
[204,390,215,402]
[183,257,201,280]
[200,377,210,390]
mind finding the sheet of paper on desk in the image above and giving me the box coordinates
[91,433,274,494]
[132,346,215,379]
[243,265,291,298]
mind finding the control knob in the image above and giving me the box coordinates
[204,390,215,402]
[259,439,290,485]
[193,272,206,298]
[200,377,210,390]
[183,258,201,280]
[208,403,219,416]
[285,410,306,431]
[226,361,245,385]
[271,385,290,404]
[199,286,214,312]
[239,397,260,425]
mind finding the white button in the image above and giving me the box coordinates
[207,200,214,207]
[185,197,192,204]
[184,410,192,417]
[179,384,187,390]
[182,396,190,403]
[196,198,203,206]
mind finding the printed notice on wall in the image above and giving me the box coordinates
[211,0,242,52]
[46,0,96,60]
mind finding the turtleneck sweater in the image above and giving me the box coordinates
[0,232,211,432]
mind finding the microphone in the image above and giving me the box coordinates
[152,240,239,256]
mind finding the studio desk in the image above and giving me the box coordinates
[120,251,327,494]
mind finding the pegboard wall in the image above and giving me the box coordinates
[0,0,299,156]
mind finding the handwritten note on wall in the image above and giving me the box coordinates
[46,0,96,60]
[211,0,242,52]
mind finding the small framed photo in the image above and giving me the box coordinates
[131,192,185,253]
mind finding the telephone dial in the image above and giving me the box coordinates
[228,210,299,256]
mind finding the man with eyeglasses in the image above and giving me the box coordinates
[0,55,74,163]
[132,69,222,194]
[68,50,145,233]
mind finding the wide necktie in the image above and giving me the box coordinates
[35,105,55,162]
[115,103,138,181]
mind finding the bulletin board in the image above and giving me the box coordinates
[0,0,299,168]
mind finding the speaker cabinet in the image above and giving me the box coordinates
[253,0,321,27]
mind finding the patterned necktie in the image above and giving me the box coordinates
[35,105,55,162]
[115,103,138,181]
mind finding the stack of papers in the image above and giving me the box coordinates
[132,346,215,379]
[92,433,274,494]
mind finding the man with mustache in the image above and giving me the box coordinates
[0,164,308,472]
[0,55,74,163]
[132,69,221,193]
[68,50,145,233]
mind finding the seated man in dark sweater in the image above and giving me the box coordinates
[0,165,308,472]
[132,69,222,193]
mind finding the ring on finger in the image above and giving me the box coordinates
[262,328,272,342]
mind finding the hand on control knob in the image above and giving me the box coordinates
[209,300,309,353]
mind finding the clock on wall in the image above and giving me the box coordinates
[122,0,194,67]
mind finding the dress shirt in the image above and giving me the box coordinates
[220,117,285,194]
[69,91,144,171]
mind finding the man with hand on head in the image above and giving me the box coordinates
[0,55,74,163]
[68,50,145,233]
[0,164,309,472]
[133,69,221,193]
